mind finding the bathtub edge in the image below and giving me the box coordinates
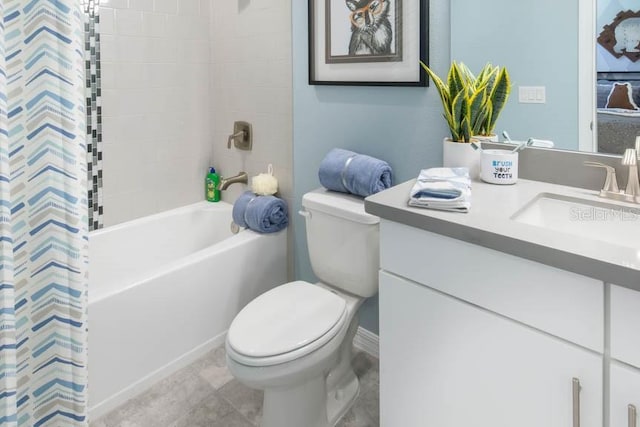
[88,330,228,421]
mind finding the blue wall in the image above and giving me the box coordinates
[451,0,579,151]
[292,0,451,334]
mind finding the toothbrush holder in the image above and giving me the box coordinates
[481,149,519,185]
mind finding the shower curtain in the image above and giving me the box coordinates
[0,0,88,426]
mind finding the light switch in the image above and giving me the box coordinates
[518,86,546,104]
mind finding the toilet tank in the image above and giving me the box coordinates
[301,189,380,298]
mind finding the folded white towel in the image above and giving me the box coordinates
[408,167,471,213]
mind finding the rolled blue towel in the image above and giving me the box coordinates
[232,191,288,233]
[318,148,393,197]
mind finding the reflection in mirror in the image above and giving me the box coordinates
[451,0,597,153]
[596,1,640,155]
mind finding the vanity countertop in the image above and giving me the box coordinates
[365,178,640,290]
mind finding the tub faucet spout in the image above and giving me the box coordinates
[219,171,248,190]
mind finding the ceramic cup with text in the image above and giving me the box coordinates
[481,149,518,185]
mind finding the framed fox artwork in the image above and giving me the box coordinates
[308,0,428,86]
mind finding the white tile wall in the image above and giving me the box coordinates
[209,0,293,205]
[101,0,293,264]
[101,0,213,226]
[209,0,293,277]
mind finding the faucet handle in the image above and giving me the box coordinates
[227,130,245,149]
[584,161,620,193]
[622,149,640,198]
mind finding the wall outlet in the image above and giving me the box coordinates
[518,86,546,104]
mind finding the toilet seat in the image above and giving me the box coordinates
[227,281,348,367]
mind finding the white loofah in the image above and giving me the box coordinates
[252,164,279,195]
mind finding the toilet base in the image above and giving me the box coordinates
[327,369,359,426]
[262,375,329,427]
[259,316,360,427]
[327,316,360,425]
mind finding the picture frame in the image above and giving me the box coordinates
[597,9,640,73]
[308,0,428,86]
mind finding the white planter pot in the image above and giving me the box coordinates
[442,138,481,179]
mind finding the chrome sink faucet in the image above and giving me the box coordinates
[622,148,640,201]
[218,171,248,191]
[584,148,640,204]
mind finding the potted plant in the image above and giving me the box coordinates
[420,61,511,177]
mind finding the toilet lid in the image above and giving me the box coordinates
[227,281,347,359]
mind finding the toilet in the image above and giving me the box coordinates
[225,188,380,427]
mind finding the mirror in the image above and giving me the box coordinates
[595,1,640,155]
[451,0,602,153]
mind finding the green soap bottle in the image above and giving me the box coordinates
[205,167,220,202]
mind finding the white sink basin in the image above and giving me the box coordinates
[511,193,640,248]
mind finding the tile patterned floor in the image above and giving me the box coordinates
[91,346,379,427]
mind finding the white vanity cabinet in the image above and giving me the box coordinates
[380,271,602,427]
[611,285,640,369]
[380,221,604,352]
[610,362,640,427]
[610,285,640,427]
[379,219,605,427]
[366,177,640,427]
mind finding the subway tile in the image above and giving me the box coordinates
[103,0,129,9]
[177,40,206,64]
[100,61,116,90]
[113,36,141,62]
[100,89,118,115]
[115,9,143,36]
[129,0,153,11]
[115,62,146,89]
[200,0,210,19]
[165,14,186,38]
[99,7,115,35]
[143,37,177,63]
[145,63,177,87]
[142,12,166,38]
[100,34,116,61]
[267,60,291,88]
[116,114,152,142]
[263,8,291,35]
[191,22,210,41]
[184,62,211,85]
[177,0,199,16]
[102,0,293,225]
[106,161,152,196]
[153,0,177,14]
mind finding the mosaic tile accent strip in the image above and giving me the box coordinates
[85,1,103,230]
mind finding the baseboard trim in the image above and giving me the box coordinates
[89,332,227,421]
[353,327,379,359]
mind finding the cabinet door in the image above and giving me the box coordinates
[611,284,640,369]
[610,362,640,427]
[380,220,604,352]
[380,271,602,427]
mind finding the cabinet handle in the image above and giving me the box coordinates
[629,404,637,427]
[572,378,581,427]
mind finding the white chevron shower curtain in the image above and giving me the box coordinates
[0,0,88,426]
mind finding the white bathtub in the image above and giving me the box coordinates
[88,201,287,418]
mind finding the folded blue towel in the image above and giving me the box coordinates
[232,191,288,233]
[318,148,393,198]
[408,168,472,213]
